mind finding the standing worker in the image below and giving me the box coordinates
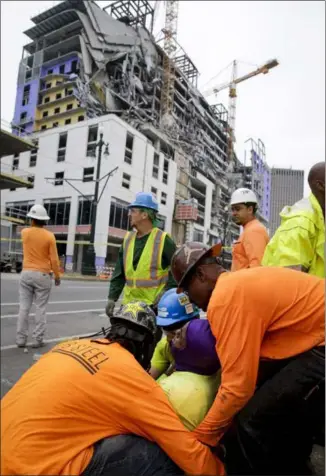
[16,204,61,349]
[262,161,325,277]
[171,242,324,475]
[230,188,269,271]
[105,192,177,317]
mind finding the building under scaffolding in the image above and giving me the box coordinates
[10,0,244,253]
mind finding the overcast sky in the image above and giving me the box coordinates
[1,0,325,189]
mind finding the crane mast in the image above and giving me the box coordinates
[161,0,179,124]
[228,60,237,165]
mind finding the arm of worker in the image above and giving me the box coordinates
[192,304,264,447]
[262,219,314,272]
[242,230,269,267]
[126,384,225,476]
[49,235,61,280]
[108,246,126,301]
[162,234,177,290]
[149,337,174,380]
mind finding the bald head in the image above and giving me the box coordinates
[308,162,325,212]
[308,162,325,187]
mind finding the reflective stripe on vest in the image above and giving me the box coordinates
[123,228,168,288]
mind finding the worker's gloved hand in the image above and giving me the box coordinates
[105,299,116,318]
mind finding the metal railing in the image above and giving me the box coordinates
[0,161,34,184]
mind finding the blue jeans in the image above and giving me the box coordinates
[82,435,183,476]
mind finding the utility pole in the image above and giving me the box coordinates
[82,126,110,276]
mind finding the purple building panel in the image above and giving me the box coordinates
[40,55,79,78]
[12,54,80,136]
[12,78,39,134]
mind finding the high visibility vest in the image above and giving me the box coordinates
[122,228,169,305]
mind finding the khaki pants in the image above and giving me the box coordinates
[16,270,52,345]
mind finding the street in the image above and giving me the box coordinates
[0,273,116,398]
[0,273,324,474]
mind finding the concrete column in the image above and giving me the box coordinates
[65,195,78,271]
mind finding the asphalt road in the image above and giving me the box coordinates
[1,273,324,473]
[1,273,118,397]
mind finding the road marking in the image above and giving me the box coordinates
[1,309,105,319]
[59,285,109,289]
[1,300,107,306]
[0,332,97,351]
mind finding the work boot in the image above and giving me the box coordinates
[16,341,27,348]
[31,341,45,349]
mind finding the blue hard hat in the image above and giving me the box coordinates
[156,288,200,327]
[128,192,159,212]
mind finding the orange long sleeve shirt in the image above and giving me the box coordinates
[21,226,60,279]
[1,339,224,476]
[193,267,325,446]
[231,218,269,271]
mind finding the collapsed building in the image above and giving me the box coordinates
[11,0,245,260]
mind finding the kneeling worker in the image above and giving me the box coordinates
[171,241,324,475]
[150,288,221,431]
[1,301,223,476]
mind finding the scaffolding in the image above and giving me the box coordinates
[105,0,154,32]
[174,54,199,87]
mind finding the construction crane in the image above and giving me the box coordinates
[160,0,179,125]
[202,59,279,165]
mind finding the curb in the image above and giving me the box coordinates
[61,276,111,282]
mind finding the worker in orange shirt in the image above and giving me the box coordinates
[171,241,324,475]
[16,204,61,349]
[230,188,269,271]
[1,302,223,476]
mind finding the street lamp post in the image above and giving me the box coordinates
[221,206,230,269]
[82,126,109,276]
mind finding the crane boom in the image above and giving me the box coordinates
[201,58,279,164]
[202,59,279,97]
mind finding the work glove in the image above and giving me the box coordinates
[105,299,116,318]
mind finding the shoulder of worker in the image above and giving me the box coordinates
[187,319,216,349]
[245,218,268,234]
[21,226,55,240]
[207,268,268,308]
[280,194,322,226]
[188,318,211,334]
[50,338,162,389]
[161,231,177,254]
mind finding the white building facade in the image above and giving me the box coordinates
[1,114,177,273]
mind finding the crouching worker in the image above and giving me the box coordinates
[1,301,224,476]
[171,241,325,475]
[150,288,221,431]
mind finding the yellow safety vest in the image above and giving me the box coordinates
[122,228,169,305]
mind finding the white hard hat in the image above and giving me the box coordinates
[27,204,50,221]
[230,188,258,206]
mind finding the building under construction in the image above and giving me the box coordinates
[9,0,258,260]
